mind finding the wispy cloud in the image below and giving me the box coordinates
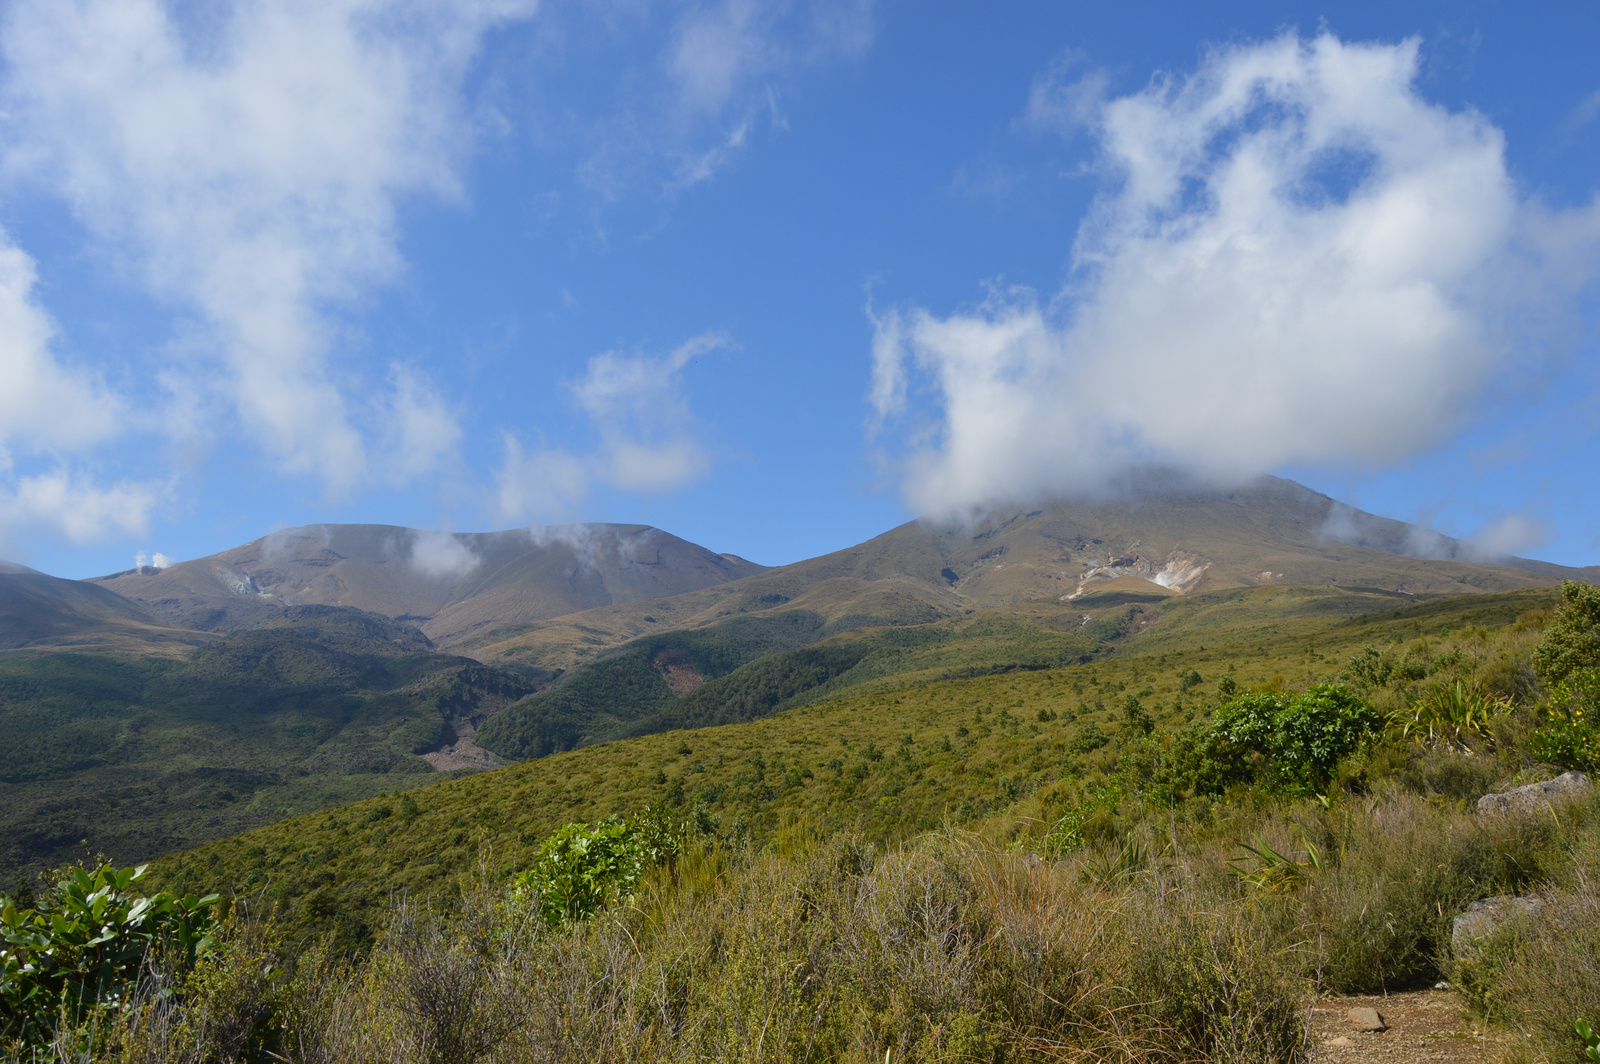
[566,0,874,202]
[0,0,532,497]
[0,470,160,547]
[871,33,1600,518]
[495,331,725,524]
[407,527,479,578]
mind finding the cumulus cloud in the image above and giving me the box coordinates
[871,33,1600,518]
[0,0,530,493]
[0,471,158,544]
[0,233,125,453]
[407,527,479,578]
[495,332,721,523]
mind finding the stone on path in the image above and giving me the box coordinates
[1476,771,1592,816]
[1347,1007,1387,1032]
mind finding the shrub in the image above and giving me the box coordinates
[1533,581,1600,687]
[0,863,217,1052]
[1532,666,1600,771]
[512,807,681,927]
[1199,685,1380,794]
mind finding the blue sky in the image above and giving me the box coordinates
[1,0,1597,578]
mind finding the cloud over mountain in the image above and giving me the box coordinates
[871,33,1600,518]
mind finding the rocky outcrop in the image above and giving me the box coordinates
[1476,771,1592,816]
[1451,895,1545,959]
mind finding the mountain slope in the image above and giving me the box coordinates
[88,524,766,649]
[466,475,1594,673]
[0,562,209,656]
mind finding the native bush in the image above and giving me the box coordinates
[0,863,217,1053]
[511,806,682,927]
[1198,684,1380,794]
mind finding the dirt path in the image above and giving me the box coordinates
[1311,991,1497,1063]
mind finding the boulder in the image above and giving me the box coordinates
[1452,895,1545,959]
[1347,1007,1386,1032]
[1476,772,1592,816]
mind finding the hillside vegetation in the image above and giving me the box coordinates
[8,582,1600,1063]
[155,585,1561,950]
[0,609,533,881]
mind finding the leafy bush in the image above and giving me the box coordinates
[1533,666,1600,771]
[1533,581,1600,687]
[1,863,217,1051]
[1200,685,1380,794]
[512,808,681,927]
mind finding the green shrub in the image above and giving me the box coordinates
[0,863,217,1052]
[1533,666,1600,771]
[1200,685,1380,794]
[1533,581,1600,687]
[512,808,681,927]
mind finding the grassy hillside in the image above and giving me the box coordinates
[13,580,1600,1063]
[475,607,1100,760]
[0,608,533,882]
[151,585,1562,951]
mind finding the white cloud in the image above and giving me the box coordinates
[0,0,529,494]
[871,33,1600,519]
[569,331,720,492]
[407,527,479,578]
[0,232,124,453]
[1,471,159,544]
[569,0,874,198]
[377,366,462,485]
[1021,48,1107,137]
[493,331,721,522]
[494,434,591,526]
[1465,513,1546,561]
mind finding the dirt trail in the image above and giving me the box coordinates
[1311,990,1497,1063]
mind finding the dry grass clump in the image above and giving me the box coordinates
[172,833,1308,1064]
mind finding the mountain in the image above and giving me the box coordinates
[464,475,1598,673]
[0,561,209,656]
[88,523,767,650]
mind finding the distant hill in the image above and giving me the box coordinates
[466,475,1597,673]
[0,606,534,880]
[0,562,209,656]
[88,523,767,650]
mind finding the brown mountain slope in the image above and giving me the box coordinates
[0,562,209,656]
[465,475,1597,672]
[89,524,767,649]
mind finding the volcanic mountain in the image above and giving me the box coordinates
[88,524,767,649]
[463,475,1600,671]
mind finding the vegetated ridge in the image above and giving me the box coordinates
[0,607,534,881]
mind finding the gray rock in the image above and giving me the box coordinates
[1476,771,1592,816]
[1452,895,1545,959]
[1347,1007,1386,1032]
